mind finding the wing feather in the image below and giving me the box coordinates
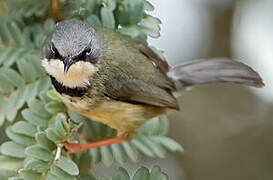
[96,27,179,109]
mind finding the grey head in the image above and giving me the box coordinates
[43,19,102,73]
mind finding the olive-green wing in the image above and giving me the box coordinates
[135,42,170,73]
[102,41,179,109]
[104,76,179,110]
[97,27,179,109]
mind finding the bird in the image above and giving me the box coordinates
[41,19,264,153]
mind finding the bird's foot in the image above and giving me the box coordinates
[64,136,125,154]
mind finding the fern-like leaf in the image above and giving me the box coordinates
[5,0,50,20]
[0,19,54,124]
[81,166,168,180]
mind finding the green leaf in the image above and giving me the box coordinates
[45,101,66,114]
[83,120,109,141]
[157,116,169,135]
[24,81,39,103]
[8,177,24,180]
[28,99,51,119]
[24,159,48,173]
[25,145,53,161]
[45,172,60,180]
[80,174,98,180]
[138,117,160,135]
[0,75,14,94]
[36,77,51,94]
[100,146,114,166]
[6,126,35,146]
[12,121,37,137]
[29,55,46,76]
[132,167,149,180]
[8,0,50,20]
[137,117,168,135]
[150,166,168,180]
[112,167,130,180]
[110,144,127,164]
[19,169,41,180]
[132,166,168,180]
[116,0,144,25]
[36,132,56,151]
[102,0,116,11]
[43,19,55,34]
[121,142,139,162]
[13,87,26,110]
[39,91,51,103]
[0,97,6,125]
[50,164,77,180]
[22,109,48,127]
[138,135,166,158]
[130,138,154,157]
[0,156,23,179]
[16,59,37,83]
[55,156,79,176]
[0,48,26,67]
[103,166,168,180]
[118,26,140,38]
[69,110,88,123]
[1,141,25,158]
[0,18,15,46]
[7,21,27,46]
[54,114,70,137]
[139,15,161,38]
[90,148,101,164]
[150,136,184,152]
[76,151,92,175]
[144,1,154,11]
[45,128,64,143]
[0,68,24,87]
[86,15,102,26]
[47,89,61,101]
[100,7,115,29]
[5,88,25,122]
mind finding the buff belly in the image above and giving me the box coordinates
[60,94,166,140]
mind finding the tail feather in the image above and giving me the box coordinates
[167,58,264,90]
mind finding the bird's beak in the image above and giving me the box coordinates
[63,57,75,74]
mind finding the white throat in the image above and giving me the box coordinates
[42,58,98,88]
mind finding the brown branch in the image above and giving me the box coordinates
[52,0,62,23]
[0,0,8,15]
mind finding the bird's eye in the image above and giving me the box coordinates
[51,45,62,59]
[78,48,91,60]
[77,48,99,64]
[44,43,61,59]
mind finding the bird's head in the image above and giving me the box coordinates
[42,19,102,88]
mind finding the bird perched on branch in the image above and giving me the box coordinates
[42,19,264,153]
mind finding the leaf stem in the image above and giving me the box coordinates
[55,144,63,161]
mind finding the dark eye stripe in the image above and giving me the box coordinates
[44,43,62,60]
[52,44,62,59]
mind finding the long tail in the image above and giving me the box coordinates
[167,58,264,90]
